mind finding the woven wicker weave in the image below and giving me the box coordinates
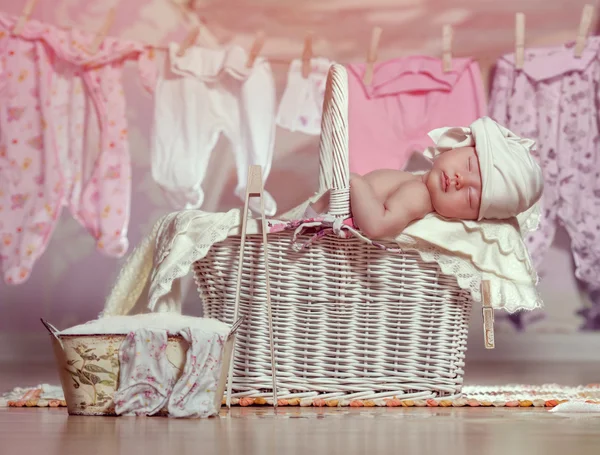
[193,63,473,402]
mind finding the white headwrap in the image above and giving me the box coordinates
[423,116,544,222]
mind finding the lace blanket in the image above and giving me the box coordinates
[103,199,542,317]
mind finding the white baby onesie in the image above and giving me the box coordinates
[151,44,277,216]
[276,57,332,135]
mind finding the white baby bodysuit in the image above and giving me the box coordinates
[151,44,277,216]
[276,57,332,135]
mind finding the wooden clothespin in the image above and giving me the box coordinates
[177,25,200,57]
[88,8,116,54]
[575,4,595,58]
[442,25,453,73]
[301,31,314,79]
[481,280,495,349]
[197,17,220,49]
[12,0,38,36]
[363,26,382,85]
[246,30,266,68]
[514,13,526,69]
[226,165,277,409]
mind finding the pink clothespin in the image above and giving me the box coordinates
[197,16,220,49]
[442,25,453,73]
[246,30,266,68]
[363,26,382,85]
[574,4,595,58]
[514,13,526,69]
[177,25,200,57]
[88,8,116,54]
[301,31,314,79]
[12,0,38,36]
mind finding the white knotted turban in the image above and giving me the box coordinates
[423,116,544,221]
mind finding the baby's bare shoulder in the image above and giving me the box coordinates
[391,180,433,217]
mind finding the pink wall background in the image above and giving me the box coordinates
[1,0,599,361]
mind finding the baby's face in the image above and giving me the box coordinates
[424,146,482,220]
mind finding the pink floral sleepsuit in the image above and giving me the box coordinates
[0,13,151,284]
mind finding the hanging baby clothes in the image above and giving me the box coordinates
[149,44,277,216]
[489,39,600,293]
[276,57,331,135]
[346,56,487,174]
[0,14,147,285]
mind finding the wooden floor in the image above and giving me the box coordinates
[1,361,599,455]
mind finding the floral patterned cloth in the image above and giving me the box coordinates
[113,326,229,418]
[113,328,173,416]
[168,327,228,418]
[489,38,600,328]
[0,13,151,285]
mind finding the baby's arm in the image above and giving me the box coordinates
[350,177,432,239]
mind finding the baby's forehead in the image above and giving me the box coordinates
[434,145,476,159]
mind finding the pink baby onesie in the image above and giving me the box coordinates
[346,56,487,175]
[0,14,149,284]
[489,38,600,291]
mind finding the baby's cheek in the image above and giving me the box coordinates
[432,194,461,219]
[429,192,446,214]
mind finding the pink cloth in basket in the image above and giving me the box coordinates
[346,56,486,174]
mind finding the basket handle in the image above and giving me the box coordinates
[318,63,351,218]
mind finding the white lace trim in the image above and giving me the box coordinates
[394,235,542,314]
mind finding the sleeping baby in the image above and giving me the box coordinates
[307,116,544,239]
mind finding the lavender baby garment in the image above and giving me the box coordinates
[489,38,600,329]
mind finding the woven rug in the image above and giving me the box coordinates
[2,384,599,409]
[0,384,66,408]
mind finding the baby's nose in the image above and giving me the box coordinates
[454,174,464,189]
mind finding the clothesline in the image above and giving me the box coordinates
[8,0,600,73]
[9,2,600,76]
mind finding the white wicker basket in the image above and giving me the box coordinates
[193,63,473,403]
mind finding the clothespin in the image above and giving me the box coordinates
[197,17,220,49]
[246,30,266,68]
[301,31,314,79]
[176,25,200,57]
[87,8,116,54]
[12,0,38,36]
[514,13,526,69]
[481,280,495,349]
[442,25,453,73]
[575,4,595,58]
[363,26,382,85]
